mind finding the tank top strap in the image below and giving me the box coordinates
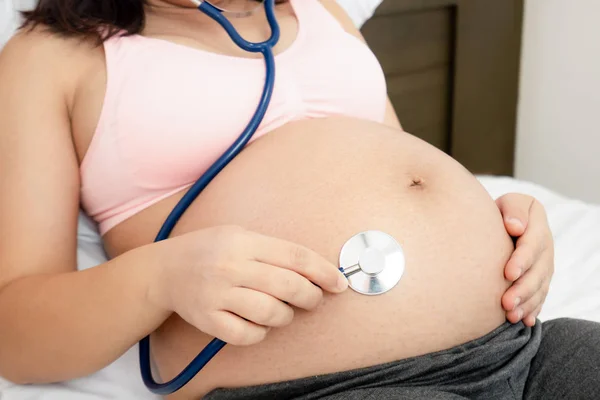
[80,31,142,172]
[289,0,349,36]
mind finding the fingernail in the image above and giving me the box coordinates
[515,267,524,279]
[507,217,524,230]
[513,297,521,311]
[337,275,349,291]
[517,308,524,320]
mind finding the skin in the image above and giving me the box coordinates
[144,0,555,326]
[312,0,554,326]
[0,0,552,386]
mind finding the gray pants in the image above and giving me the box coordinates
[205,318,600,399]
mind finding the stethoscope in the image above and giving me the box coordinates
[139,0,405,395]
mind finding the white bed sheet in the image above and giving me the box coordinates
[2,175,599,399]
[477,176,600,323]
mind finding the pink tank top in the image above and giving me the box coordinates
[80,0,388,235]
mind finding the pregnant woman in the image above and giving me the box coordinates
[1,0,599,399]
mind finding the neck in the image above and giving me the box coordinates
[148,0,197,9]
[145,0,207,26]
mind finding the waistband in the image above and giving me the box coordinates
[205,321,542,400]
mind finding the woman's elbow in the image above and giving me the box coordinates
[0,340,54,385]
[0,359,35,386]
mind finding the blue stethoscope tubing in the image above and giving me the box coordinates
[139,0,280,395]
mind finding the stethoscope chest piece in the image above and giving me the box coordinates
[339,230,405,296]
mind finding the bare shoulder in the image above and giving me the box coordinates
[0,25,104,106]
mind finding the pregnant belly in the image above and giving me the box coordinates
[105,117,514,398]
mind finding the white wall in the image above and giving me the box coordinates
[516,0,600,203]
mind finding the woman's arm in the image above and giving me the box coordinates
[0,30,171,384]
[0,30,347,385]
[0,251,170,384]
[321,0,402,130]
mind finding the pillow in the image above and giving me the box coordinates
[76,212,108,271]
[0,0,18,49]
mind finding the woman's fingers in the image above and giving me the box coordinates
[504,242,536,282]
[508,300,543,327]
[236,261,324,311]
[248,232,348,293]
[223,287,295,328]
[503,262,547,312]
[524,304,543,327]
[209,310,270,346]
[496,193,534,237]
[501,198,554,316]
[505,277,548,324]
[517,200,553,265]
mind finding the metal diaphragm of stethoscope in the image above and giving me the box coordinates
[339,231,405,296]
[139,0,405,395]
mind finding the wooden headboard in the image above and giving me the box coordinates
[360,0,524,176]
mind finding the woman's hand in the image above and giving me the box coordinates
[146,226,348,346]
[496,194,555,327]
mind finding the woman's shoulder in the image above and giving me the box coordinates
[1,25,104,105]
[3,24,102,64]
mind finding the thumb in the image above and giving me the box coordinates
[496,193,533,237]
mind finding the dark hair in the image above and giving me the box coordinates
[22,0,287,42]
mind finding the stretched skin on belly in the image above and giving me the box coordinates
[104,117,514,398]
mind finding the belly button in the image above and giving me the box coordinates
[409,176,425,188]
